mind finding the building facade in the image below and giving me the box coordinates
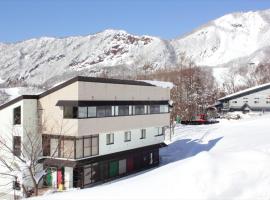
[0,76,170,194]
[217,83,270,113]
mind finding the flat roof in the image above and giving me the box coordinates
[0,76,156,110]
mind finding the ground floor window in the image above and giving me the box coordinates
[74,148,160,188]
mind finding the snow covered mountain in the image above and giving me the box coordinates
[1,9,270,87]
[172,9,270,67]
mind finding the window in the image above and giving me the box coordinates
[243,101,248,103]
[160,105,169,113]
[97,106,112,117]
[118,105,129,116]
[84,138,91,157]
[61,139,74,158]
[78,107,87,118]
[266,101,270,104]
[150,105,160,114]
[232,101,237,104]
[13,106,21,125]
[254,101,259,104]
[50,138,59,157]
[88,107,96,117]
[106,133,114,145]
[42,135,50,156]
[91,136,99,156]
[140,129,146,139]
[76,138,83,158]
[64,107,78,118]
[124,131,131,142]
[134,105,144,115]
[156,127,165,136]
[13,136,21,156]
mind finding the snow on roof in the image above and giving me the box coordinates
[219,82,270,101]
[140,80,174,89]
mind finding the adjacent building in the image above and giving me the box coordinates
[217,82,270,113]
[0,76,170,195]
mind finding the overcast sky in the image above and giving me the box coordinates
[0,0,269,42]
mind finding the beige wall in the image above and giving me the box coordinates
[78,113,170,136]
[78,81,170,101]
[38,82,79,136]
[39,81,170,137]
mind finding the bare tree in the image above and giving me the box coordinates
[0,117,73,198]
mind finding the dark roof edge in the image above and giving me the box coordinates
[0,95,38,110]
[0,76,156,111]
[219,84,270,102]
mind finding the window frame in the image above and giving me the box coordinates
[140,129,146,139]
[124,131,131,142]
[106,133,114,145]
[13,136,21,156]
[13,106,21,125]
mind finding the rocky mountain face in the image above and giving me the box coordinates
[0,9,270,88]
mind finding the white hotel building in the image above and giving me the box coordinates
[0,76,170,194]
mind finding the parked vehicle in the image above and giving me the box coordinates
[181,114,219,125]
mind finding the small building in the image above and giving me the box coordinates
[217,82,270,113]
[0,76,170,196]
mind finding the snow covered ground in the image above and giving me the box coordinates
[32,114,270,200]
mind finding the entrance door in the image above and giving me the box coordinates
[109,160,119,178]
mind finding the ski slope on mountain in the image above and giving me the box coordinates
[32,114,270,200]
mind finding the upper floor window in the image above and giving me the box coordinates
[160,105,169,113]
[106,133,114,145]
[150,105,160,114]
[97,106,112,117]
[88,107,96,117]
[124,131,131,142]
[140,129,146,139]
[13,136,21,156]
[64,106,78,118]
[134,105,145,115]
[254,101,259,104]
[78,107,88,118]
[118,105,129,116]
[13,106,21,125]
[232,101,237,104]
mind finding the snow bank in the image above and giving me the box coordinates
[32,114,270,200]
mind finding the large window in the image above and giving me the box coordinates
[97,106,112,117]
[150,105,160,114]
[160,105,169,113]
[13,106,21,125]
[45,135,98,159]
[60,139,74,158]
[50,138,59,157]
[63,103,169,119]
[88,107,96,117]
[64,107,78,118]
[13,136,21,156]
[78,107,88,118]
[106,133,114,145]
[134,105,145,115]
[76,139,83,158]
[118,105,129,116]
